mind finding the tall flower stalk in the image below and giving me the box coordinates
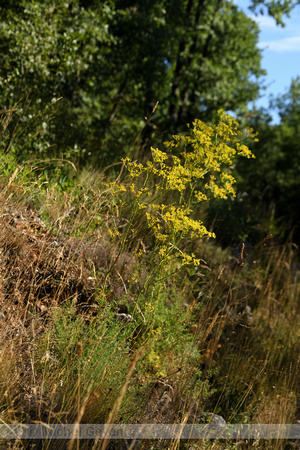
[106,110,257,310]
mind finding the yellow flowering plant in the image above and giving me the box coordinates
[105,110,256,294]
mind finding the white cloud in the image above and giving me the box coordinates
[259,36,300,52]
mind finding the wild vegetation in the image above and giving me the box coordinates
[0,105,299,449]
[0,0,300,449]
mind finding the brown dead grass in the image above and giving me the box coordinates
[0,179,299,450]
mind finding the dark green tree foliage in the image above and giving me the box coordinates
[0,0,115,160]
[81,0,265,155]
[249,0,297,25]
[236,77,300,242]
[0,0,296,163]
[165,1,263,128]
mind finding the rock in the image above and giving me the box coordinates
[188,402,226,428]
[199,412,227,427]
[115,313,134,323]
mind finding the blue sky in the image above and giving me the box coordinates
[234,0,300,122]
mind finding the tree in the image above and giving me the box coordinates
[164,1,264,131]
[235,77,300,242]
[248,0,297,25]
[0,0,116,160]
[0,0,297,164]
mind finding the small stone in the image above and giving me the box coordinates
[115,313,134,322]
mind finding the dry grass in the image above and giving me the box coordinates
[0,170,299,450]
